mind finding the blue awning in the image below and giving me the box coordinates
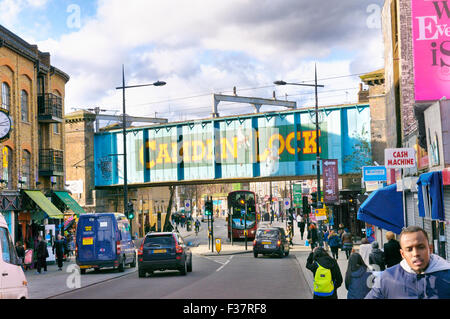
[357,184,404,234]
[416,171,444,221]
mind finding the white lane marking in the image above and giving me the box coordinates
[216,256,233,272]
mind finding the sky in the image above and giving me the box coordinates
[0,0,385,123]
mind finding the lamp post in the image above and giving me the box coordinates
[116,65,166,233]
[274,64,324,210]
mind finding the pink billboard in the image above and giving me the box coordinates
[412,0,450,101]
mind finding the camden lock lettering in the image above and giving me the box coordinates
[138,129,323,169]
[415,1,450,67]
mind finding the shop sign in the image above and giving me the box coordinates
[411,0,450,101]
[322,159,339,203]
[385,148,416,169]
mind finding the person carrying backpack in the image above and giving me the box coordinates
[306,247,343,299]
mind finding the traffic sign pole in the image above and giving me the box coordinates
[244,201,247,251]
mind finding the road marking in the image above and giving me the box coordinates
[216,256,233,272]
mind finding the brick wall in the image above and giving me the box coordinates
[398,0,417,140]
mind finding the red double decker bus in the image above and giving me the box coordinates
[227,190,258,240]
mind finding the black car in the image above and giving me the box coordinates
[253,227,290,258]
[137,232,192,277]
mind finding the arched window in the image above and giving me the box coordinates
[21,90,28,122]
[22,150,31,189]
[1,83,10,111]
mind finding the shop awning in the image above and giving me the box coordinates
[23,190,64,219]
[53,191,86,216]
[417,171,444,221]
[357,184,404,234]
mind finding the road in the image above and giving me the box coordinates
[49,219,312,299]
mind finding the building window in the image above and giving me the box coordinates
[21,90,29,122]
[22,150,31,189]
[1,83,10,111]
[53,123,60,134]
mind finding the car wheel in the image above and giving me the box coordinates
[253,251,258,258]
[80,269,86,275]
[179,261,187,276]
[118,257,125,272]
[187,256,193,272]
[138,268,146,278]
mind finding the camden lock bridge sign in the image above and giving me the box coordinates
[94,103,371,187]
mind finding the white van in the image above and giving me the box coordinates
[0,214,28,299]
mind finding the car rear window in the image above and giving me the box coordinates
[144,235,175,247]
[256,229,279,239]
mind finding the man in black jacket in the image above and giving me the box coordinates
[306,247,343,299]
[36,236,48,274]
[53,234,65,270]
[383,231,402,268]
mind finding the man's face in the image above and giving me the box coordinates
[400,231,432,273]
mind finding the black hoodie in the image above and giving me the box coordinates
[306,252,343,289]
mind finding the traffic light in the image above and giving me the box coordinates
[205,199,213,216]
[127,201,135,220]
[311,192,317,208]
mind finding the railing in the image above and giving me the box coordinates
[39,149,64,175]
[38,93,62,121]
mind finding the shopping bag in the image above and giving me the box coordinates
[24,249,33,265]
[305,239,309,247]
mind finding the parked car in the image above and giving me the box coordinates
[76,213,136,274]
[253,227,290,258]
[137,232,192,277]
[0,214,28,299]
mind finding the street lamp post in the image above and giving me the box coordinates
[274,64,324,210]
[116,65,166,234]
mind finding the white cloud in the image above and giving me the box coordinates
[31,0,384,122]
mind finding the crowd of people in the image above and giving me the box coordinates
[300,222,450,299]
[14,230,76,274]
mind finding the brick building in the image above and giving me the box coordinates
[0,25,70,246]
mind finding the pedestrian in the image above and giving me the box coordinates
[323,228,330,251]
[341,231,353,260]
[306,247,343,299]
[317,226,324,248]
[327,230,341,259]
[35,236,48,274]
[52,234,65,270]
[365,226,450,299]
[307,223,319,250]
[298,215,306,240]
[369,241,385,271]
[345,252,372,299]
[358,238,372,266]
[15,241,25,269]
[383,231,402,268]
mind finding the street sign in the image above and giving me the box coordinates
[363,166,387,182]
[322,159,339,204]
[184,200,191,211]
[385,148,416,169]
[284,198,290,209]
[293,184,302,207]
[314,208,327,221]
[215,238,222,254]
